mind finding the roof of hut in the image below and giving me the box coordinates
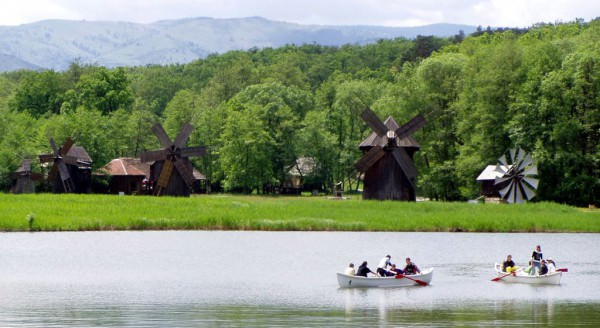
[99,157,206,180]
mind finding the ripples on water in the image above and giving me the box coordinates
[1,231,599,327]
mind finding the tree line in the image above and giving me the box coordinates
[0,19,598,206]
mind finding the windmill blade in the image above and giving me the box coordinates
[523,165,538,177]
[391,148,418,184]
[180,146,206,158]
[360,108,388,137]
[60,138,75,156]
[498,181,514,200]
[510,183,525,203]
[140,149,167,163]
[494,176,513,186]
[173,159,196,188]
[508,149,517,164]
[48,165,58,184]
[517,153,533,171]
[498,154,509,167]
[514,148,526,167]
[521,182,537,201]
[173,123,194,149]
[522,177,539,190]
[49,138,60,156]
[156,160,175,190]
[56,161,71,182]
[152,123,173,148]
[495,164,509,175]
[395,114,426,139]
[354,146,385,172]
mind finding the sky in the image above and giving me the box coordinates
[0,0,598,28]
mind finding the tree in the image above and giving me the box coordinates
[76,67,134,114]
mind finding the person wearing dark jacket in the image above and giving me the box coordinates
[356,261,376,277]
[403,257,421,275]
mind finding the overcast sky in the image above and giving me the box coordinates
[1,0,598,28]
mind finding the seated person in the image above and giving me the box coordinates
[356,261,376,277]
[403,257,421,275]
[539,259,549,275]
[380,263,402,276]
[376,255,392,277]
[547,258,556,273]
[502,254,518,273]
[522,260,533,274]
[345,262,355,275]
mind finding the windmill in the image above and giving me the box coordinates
[494,148,539,203]
[39,138,93,193]
[10,159,44,194]
[140,123,206,196]
[355,108,426,201]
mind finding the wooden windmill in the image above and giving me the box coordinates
[355,108,426,201]
[140,123,206,196]
[39,138,93,193]
[10,159,44,194]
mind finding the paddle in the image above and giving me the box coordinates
[395,273,428,286]
[491,271,515,282]
[557,268,568,272]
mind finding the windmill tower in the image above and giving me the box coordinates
[355,108,426,201]
[38,138,93,193]
[140,123,206,196]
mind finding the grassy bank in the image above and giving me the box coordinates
[0,193,598,232]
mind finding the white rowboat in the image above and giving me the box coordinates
[493,263,562,285]
[337,268,433,288]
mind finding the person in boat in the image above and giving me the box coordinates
[522,259,533,274]
[376,255,392,277]
[502,254,518,273]
[386,263,403,276]
[531,245,543,275]
[539,259,549,275]
[356,261,376,277]
[345,262,356,275]
[403,257,421,275]
[547,258,556,273]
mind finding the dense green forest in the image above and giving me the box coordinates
[0,20,598,206]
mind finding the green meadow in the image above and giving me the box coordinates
[1,193,598,232]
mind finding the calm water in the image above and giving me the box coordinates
[1,231,599,327]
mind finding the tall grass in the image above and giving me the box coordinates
[0,193,598,232]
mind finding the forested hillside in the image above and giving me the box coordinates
[0,20,598,206]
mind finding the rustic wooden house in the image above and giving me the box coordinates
[100,157,206,195]
[99,158,150,194]
[475,165,506,200]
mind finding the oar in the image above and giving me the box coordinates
[395,273,428,286]
[491,271,515,282]
[557,268,568,272]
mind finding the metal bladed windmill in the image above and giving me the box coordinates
[494,148,539,203]
[11,159,44,193]
[140,123,206,196]
[39,138,78,193]
[355,108,426,201]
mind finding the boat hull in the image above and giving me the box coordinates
[494,263,562,285]
[337,268,433,288]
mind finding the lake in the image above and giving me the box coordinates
[1,231,598,326]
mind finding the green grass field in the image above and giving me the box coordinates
[0,193,598,232]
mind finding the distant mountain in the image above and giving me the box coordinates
[0,17,476,72]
